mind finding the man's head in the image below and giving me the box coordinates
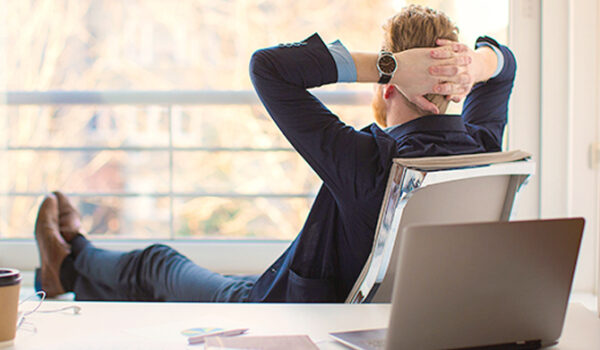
[372,5,459,127]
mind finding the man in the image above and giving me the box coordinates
[34,5,515,302]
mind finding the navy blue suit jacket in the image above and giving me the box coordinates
[248,33,516,302]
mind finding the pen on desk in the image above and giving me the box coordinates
[187,328,249,345]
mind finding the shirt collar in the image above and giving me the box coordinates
[385,115,467,139]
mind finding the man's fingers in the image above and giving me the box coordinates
[448,95,464,103]
[429,65,459,77]
[433,82,469,95]
[445,95,464,103]
[457,55,472,65]
[436,38,469,53]
[436,38,453,46]
[430,46,455,59]
[411,95,440,115]
[430,44,469,59]
[430,55,472,70]
[446,55,471,66]
[430,66,472,85]
[434,83,452,94]
[457,72,472,84]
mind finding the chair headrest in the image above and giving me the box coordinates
[393,150,532,171]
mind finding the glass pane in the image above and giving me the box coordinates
[171,104,374,149]
[171,105,291,149]
[4,1,397,90]
[0,150,169,239]
[174,151,319,195]
[5,151,169,194]
[0,195,170,239]
[7,106,170,148]
[5,1,507,91]
[174,197,312,239]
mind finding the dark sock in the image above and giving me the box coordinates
[59,255,76,292]
[59,234,92,292]
[70,234,91,257]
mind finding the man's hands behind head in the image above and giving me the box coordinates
[392,39,475,114]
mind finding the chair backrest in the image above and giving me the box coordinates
[346,151,535,303]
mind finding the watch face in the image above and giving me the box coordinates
[378,54,397,75]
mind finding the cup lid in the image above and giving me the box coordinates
[0,268,21,287]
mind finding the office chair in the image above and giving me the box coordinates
[346,150,535,303]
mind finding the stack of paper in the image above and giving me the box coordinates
[204,335,318,349]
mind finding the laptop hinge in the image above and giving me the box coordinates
[451,339,542,350]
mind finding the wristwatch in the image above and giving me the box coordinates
[376,51,397,84]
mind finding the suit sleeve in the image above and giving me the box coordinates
[249,33,395,202]
[461,43,517,152]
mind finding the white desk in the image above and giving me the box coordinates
[7,302,600,349]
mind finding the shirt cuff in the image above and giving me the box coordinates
[328,40,357,83]
[475,42,504,79]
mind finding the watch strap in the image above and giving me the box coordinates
[378,74,392,84]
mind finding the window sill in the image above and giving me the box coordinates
[0,239,290,276]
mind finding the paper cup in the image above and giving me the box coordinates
[0,268,21,347]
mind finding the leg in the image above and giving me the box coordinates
[33,194,70,297]
[47,192,256,302]
[60,236,256,302]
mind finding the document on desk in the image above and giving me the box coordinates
[204,334,319,349]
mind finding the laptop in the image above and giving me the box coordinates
[330,218,585,350]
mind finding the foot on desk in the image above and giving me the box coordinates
[54,191,83,243]
[34,194,70,297]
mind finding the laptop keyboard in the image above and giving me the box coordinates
[364,338,386,349]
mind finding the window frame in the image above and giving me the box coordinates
[3,2,574,292]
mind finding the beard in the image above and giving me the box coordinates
[371,91,387,128]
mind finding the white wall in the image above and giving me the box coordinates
[539,0,568,218]
[597,0,600,313]
[567,0,599,295]
[538,0,599,294]
[511,0,599,295]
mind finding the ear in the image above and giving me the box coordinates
[382,84,396,100]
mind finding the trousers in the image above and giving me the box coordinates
[58,235,257,302]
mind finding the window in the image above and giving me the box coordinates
[0,0,509,241]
